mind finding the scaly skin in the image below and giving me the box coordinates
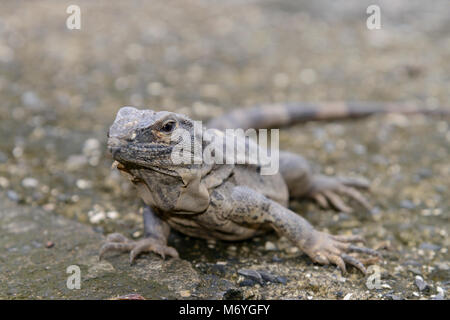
[98,105,396,274]
[206,101,449,130]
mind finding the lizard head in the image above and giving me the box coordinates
[107,106,195,170]
[108,106,212,213]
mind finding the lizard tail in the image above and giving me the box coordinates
[206,102,449,130]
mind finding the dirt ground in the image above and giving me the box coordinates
[0,0,448,299]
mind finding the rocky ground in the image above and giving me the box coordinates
[0,0,448,299]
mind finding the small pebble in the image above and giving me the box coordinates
[179,290,191,297]
[89,212,105,224]
[400,199,415,209]
[76,179,92,190]
[106,211,119,219]
[419,243,440,251]
[271,255,283,263]
[132,231,142,238]
[343,293,353,300]
[408,267,422,275]
[432,287,445,300]
[287,247,299,254]
[22,177,38,188]
[414,276,429,292]
[264,241,277,251]
[0,176,10,188]
[7,190,20,202]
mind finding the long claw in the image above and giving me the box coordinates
[99,242,135,260]
[312,192,329,209]
[302,231,379,275]
[323,190,353,213]
[342,254,367,274]
[129,240,179,264]
[99,233,179,263]
[329,255,347,274]
[312,253,329,265]
[337,186,372,210]
[129,242,153,264]
[165,246,180,259]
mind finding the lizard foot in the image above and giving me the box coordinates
[307,175,371,213]
[99,233,179,264]
[302,231,381,274]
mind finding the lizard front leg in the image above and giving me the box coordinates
[229,186,380,274]
[99,205,179,264]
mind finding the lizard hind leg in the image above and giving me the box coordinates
[279,151,372,213]
[99,205,179,264]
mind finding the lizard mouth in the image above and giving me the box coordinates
[111,160,127,171]
[111,159,179,178]
[111,160,137,176]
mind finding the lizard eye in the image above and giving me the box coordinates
[160,120,176,133]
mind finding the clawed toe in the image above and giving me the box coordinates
[341,254,367,274]
[322,190,353,213]
[338,242,382,274]
[106,233,130,243]
[336,186,372,211]
[99,242,135,260]
[129,239,179,264]
[309,175,373,213]
[306,231,382,275]
[99,233,179,263]
[336,176,370,189]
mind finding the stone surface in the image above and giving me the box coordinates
[0,194,206,299]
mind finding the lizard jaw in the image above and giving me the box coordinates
[111,160,127,171]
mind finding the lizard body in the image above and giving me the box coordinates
[100,103,447,274]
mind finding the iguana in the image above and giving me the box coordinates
[99,102,447,274]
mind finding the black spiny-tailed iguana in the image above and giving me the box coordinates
[100,102,447,274]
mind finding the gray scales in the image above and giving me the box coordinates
[100,102,448,274]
